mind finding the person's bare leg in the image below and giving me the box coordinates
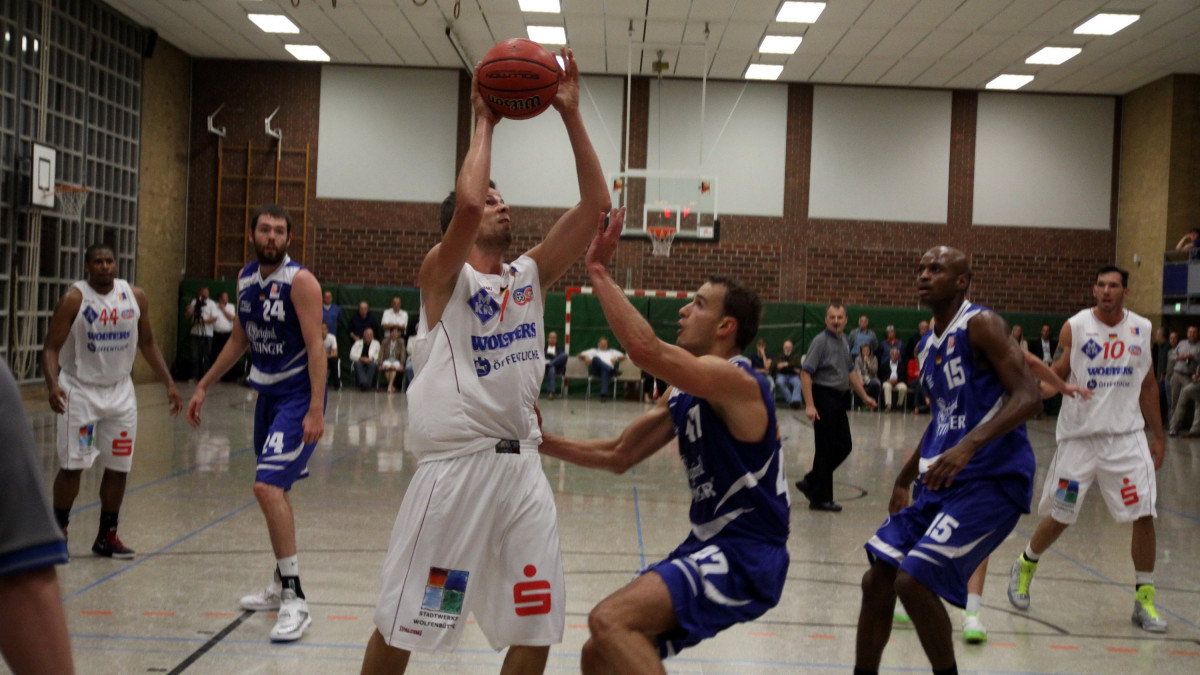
[585,571,678,675]
[895,570,955,671]
[500,645,549,675]
[0,566,76,675]
[98,469,127,513]
[855,561,898,671]
[385,370,396,392]
[253,482,296,558]
[968,558,987,595]
[360,629,410,675]
[1131,516,1156,572]
[52,469,83,514]
[1028,516,1069,556]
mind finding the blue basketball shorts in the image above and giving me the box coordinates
[253,388,325,489]
[864,479,1022,608]
[645,536,788,657]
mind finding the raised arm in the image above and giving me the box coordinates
[540,397,676,473]
[526,48,611,288]
[132,286,181,415]
[922,311,1042,490]
[41,288,82,414]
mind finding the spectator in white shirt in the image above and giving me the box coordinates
[322,323,340,390]
[380,297,408,337]
[185,287,218,382]
[881,347,907,412]
[349,327,381,391]
[578,337,624,401]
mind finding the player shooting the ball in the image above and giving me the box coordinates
[361,46,611,675]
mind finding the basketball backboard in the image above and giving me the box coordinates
[611,169,719,241]
[31,143,56,208]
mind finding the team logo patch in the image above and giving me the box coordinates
[1080,339,1102,360]
[240,301,252,313]
[1120,478,1139,506]
[1055,478,1079,505]
[422,567,469,616]
[120,309,134,320]
[511,285,534,306]
[1129,345,1142,356]
[946,336,955,353]
[269,283,280,299]
[1130,326,1141,336]
[469,289,499,325]
[474,357,491,377]
[118,292,128,301]
[83,306,99,324]
[1087,379,1097,389]
[78,424,95,450]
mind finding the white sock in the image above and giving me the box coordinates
[1135,571,1154,588]
[277,555,299,578]
[1023,544,1040,562]
[965,593,982,614]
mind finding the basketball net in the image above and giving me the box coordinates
[54,185,89,219]
[648,227,676,257]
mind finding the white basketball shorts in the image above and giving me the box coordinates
[56,372,138,472]
[373,447,564,652]
[1038,431,1157,524]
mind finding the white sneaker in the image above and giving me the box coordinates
[240,581,282,611]
[962,612,988,644]
[270,589,311,642]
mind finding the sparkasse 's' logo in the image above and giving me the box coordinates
[512,565,552,617]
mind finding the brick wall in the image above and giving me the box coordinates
[186,64,1115,311]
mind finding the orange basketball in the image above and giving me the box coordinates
[477,39,561,120]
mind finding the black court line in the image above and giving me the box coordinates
[166,610,253,674]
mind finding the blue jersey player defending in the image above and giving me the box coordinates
[539,210,790,674]
[187,204,327,643]
[854,246,1041,675]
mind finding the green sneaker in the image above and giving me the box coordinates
[1007,556,1037,610]
[893,609,911,623]
[1132,585,1167,633]
[962,612,987,644]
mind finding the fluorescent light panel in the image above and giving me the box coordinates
[1074,13,1139,35]
[760,35,802,54]
[527,25,566,44]
[518,0,560,12]
[776,2,825,24]
[745,64,783,80]
[1026,47,1081,65]
[248,14,299,34]
[986,74,1034,90]
[285,44,329,61]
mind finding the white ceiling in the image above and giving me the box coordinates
[104,0,1200,95]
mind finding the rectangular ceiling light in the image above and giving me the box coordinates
[986,74,1034,90]
[285,44,329,61]
[776,2,826,24]
[1026,47,1081,65]
[527,25,566,44]
[518,0,560,11]
[1074,13,1139,35]
[745,64,784,80]
[760,35,803,54]
[248,14,300,34]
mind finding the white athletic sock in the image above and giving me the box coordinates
[1023,544,1040,563]
[1135,571,1154,588]
[277,555,299,578]
[965,593,982,614]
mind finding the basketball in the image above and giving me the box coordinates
[477,39,560,120]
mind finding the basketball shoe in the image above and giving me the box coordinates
[270,589,311,642]
[962,612,987,644]
[1132,585,1168,633]
[241,568,283,611]
[1007,556,1037,610]
[92,529,135,559]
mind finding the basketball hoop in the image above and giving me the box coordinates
[54,185,90,219]
[648,227,676,257]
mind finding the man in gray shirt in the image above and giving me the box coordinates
[796,303,877,512]
[1169,325,1199,423]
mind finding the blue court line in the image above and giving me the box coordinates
[62,499,257,603]
[1012,524,1200,631]
[70,445,254,516]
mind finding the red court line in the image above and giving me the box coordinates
[143,611,175,617]
[807,634,836,640]
[327,615,358,621]
[206,612,237,617]
[1170,650,1199,657]
[1107,647,1138,653]
[747,631,775,637]
[1049,645,1080,651]
[81,610,112,616]
[990,643,1017,648]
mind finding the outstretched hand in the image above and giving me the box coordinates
[552,47,579,115]
[585,207,626,274]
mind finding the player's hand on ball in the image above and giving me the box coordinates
[552,47,579,114]
[585,207,626,273]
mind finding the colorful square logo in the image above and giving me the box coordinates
[421,567,468,615]
[77,424,95,449]
[1055,478,1079,505]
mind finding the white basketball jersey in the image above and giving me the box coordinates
[1057,308,1152,441]
[407,255,544,461]
[59,279,140,386]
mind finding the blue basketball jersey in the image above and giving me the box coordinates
[916,301,1035,508]
[237,256,312,396]
[666,356,790,545]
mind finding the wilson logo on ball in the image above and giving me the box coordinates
[488,94,543,112]
[478,38,560,120]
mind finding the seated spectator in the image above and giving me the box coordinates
[380,296,408,335]
[322,323,341,390]
[904,320,929,365]
[906,358,930,414]
[379,326,406,393]
[641,370,668,403]
[543,331,569,399]
[876,324,902,367]
[321,290,341,336]
[1010,324,1029,352]
[774,340,804,409]
[349,327,380,391]
[880,347,907,411]
[848,315,877,357]
[578,337,624,401]
[750,338,775,394]
[1176,228,1200,251]
[854,343,881,410]
[348,301,378,342]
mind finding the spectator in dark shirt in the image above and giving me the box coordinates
[321,290,341,336]
[774,340,804,409]
[348,301,378,343]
